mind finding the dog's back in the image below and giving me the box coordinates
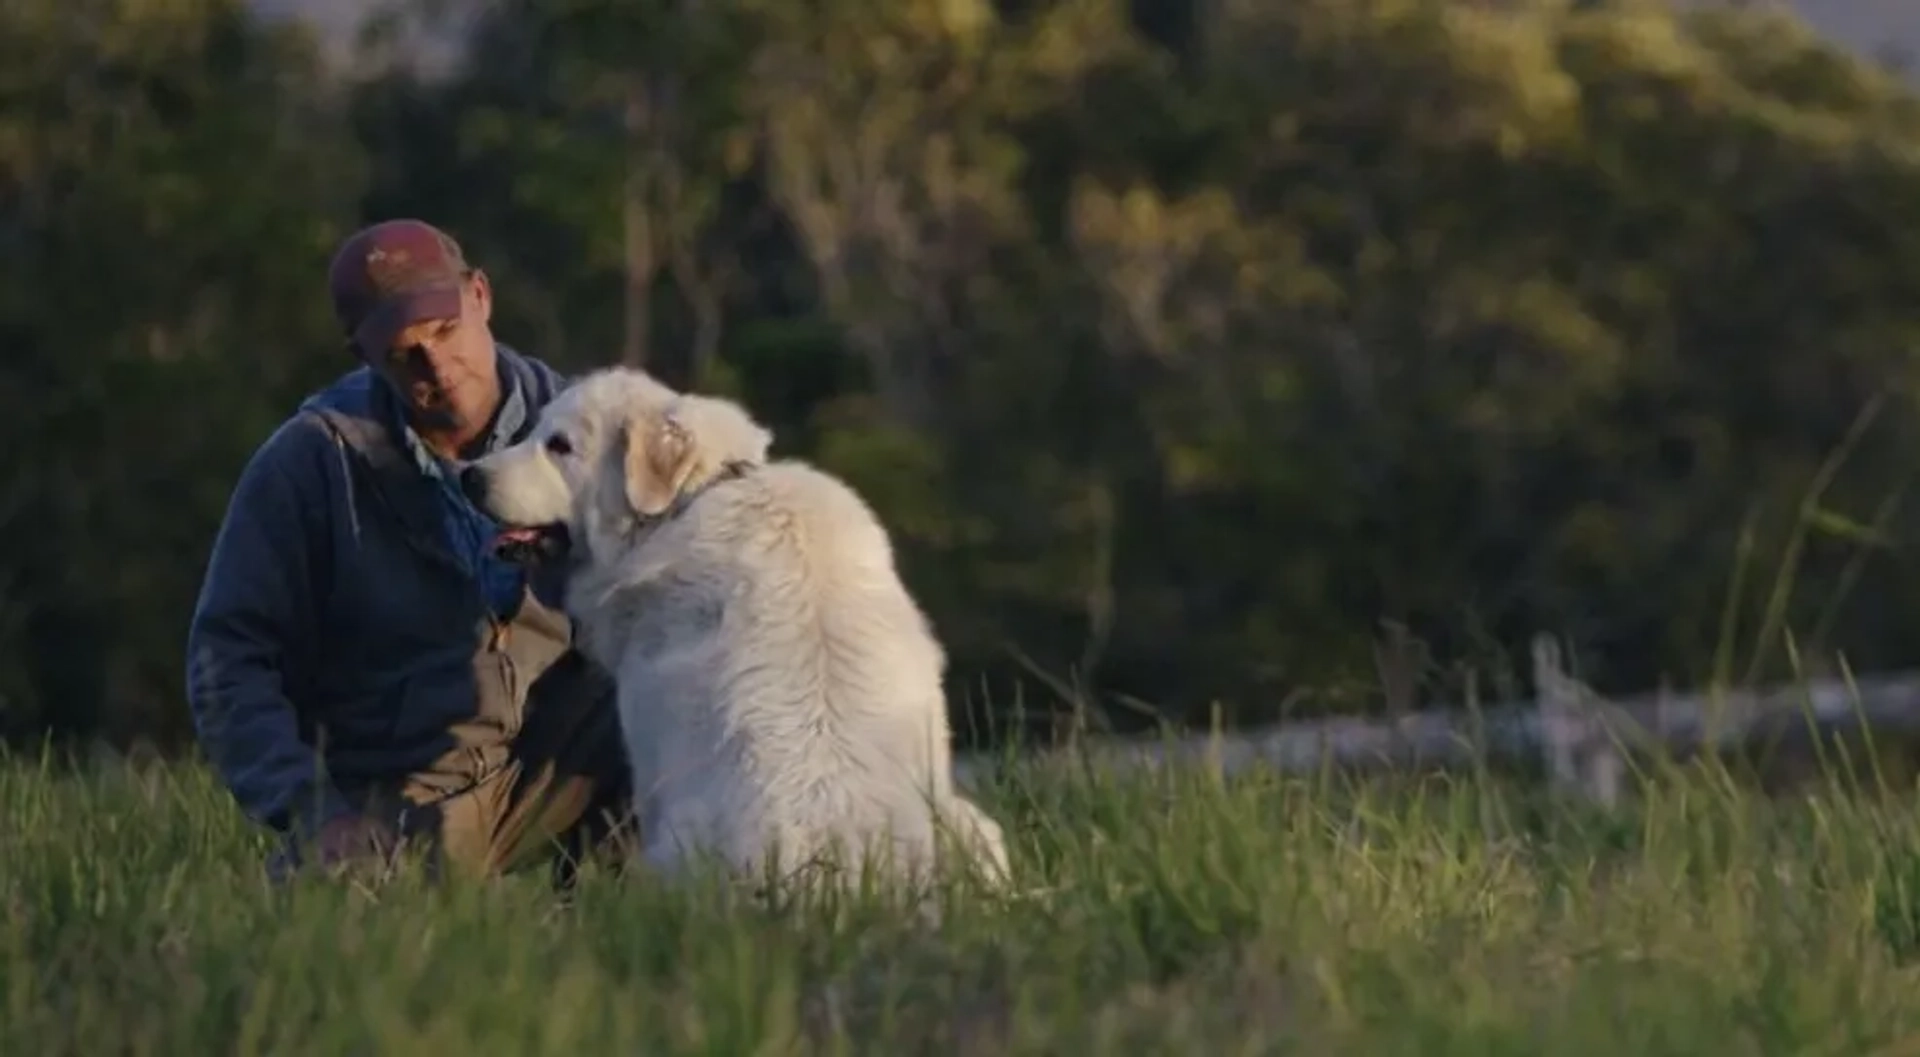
[614,452,1006,887]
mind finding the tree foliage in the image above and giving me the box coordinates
[0,0,366,745]
[8,0,1920,751]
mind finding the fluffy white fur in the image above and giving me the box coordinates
[464,367,1010,893]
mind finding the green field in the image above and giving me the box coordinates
[7,750,1920,1054]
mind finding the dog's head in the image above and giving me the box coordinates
[460,367,773,564]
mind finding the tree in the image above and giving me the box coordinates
[0,0,367,748]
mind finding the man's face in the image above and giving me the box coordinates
[365,270,502,438]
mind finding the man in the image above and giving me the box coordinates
[185,218,632,881]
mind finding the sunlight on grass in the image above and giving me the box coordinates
[6,747,1920,1053]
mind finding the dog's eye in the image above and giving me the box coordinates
[545,434,573,457]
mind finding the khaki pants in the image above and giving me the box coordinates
[364,647,636,881]
[271,592,635,885]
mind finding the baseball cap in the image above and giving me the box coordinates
[327,219,474,356]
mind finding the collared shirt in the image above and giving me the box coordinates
[400,371,529,621]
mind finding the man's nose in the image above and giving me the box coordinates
[404,342,459,382]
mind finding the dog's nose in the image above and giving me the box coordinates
[458,464,488,505]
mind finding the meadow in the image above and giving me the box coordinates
[7,744,1920,1054]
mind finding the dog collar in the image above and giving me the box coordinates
[645,458,757,526]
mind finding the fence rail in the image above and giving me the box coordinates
[955,636,1920,804]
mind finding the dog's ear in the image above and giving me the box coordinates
[623,411,697,517]
[744,422,774,465]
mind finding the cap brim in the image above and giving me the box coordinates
[351,283,465,356]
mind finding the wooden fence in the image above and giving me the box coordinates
[955,636,1920,804]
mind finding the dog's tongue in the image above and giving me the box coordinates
[494,527,545,547]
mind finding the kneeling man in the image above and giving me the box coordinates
[185,219,632,880]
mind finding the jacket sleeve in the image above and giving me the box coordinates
[185,418,352,837]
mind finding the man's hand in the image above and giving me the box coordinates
[311,812,398,869]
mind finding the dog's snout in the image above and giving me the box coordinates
[458,464,488,505]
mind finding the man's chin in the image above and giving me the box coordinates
[408,384,489,431]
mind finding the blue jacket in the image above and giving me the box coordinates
[184,344,569,838]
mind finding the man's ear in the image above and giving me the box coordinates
[624,412,697,517]
[468,268,493,324]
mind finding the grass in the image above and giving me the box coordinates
[7,748,1920,1054]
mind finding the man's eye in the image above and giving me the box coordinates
[545,434,573,456]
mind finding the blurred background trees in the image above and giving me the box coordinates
[7,0,1920,754]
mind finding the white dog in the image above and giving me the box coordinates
[460,367,1010,894]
